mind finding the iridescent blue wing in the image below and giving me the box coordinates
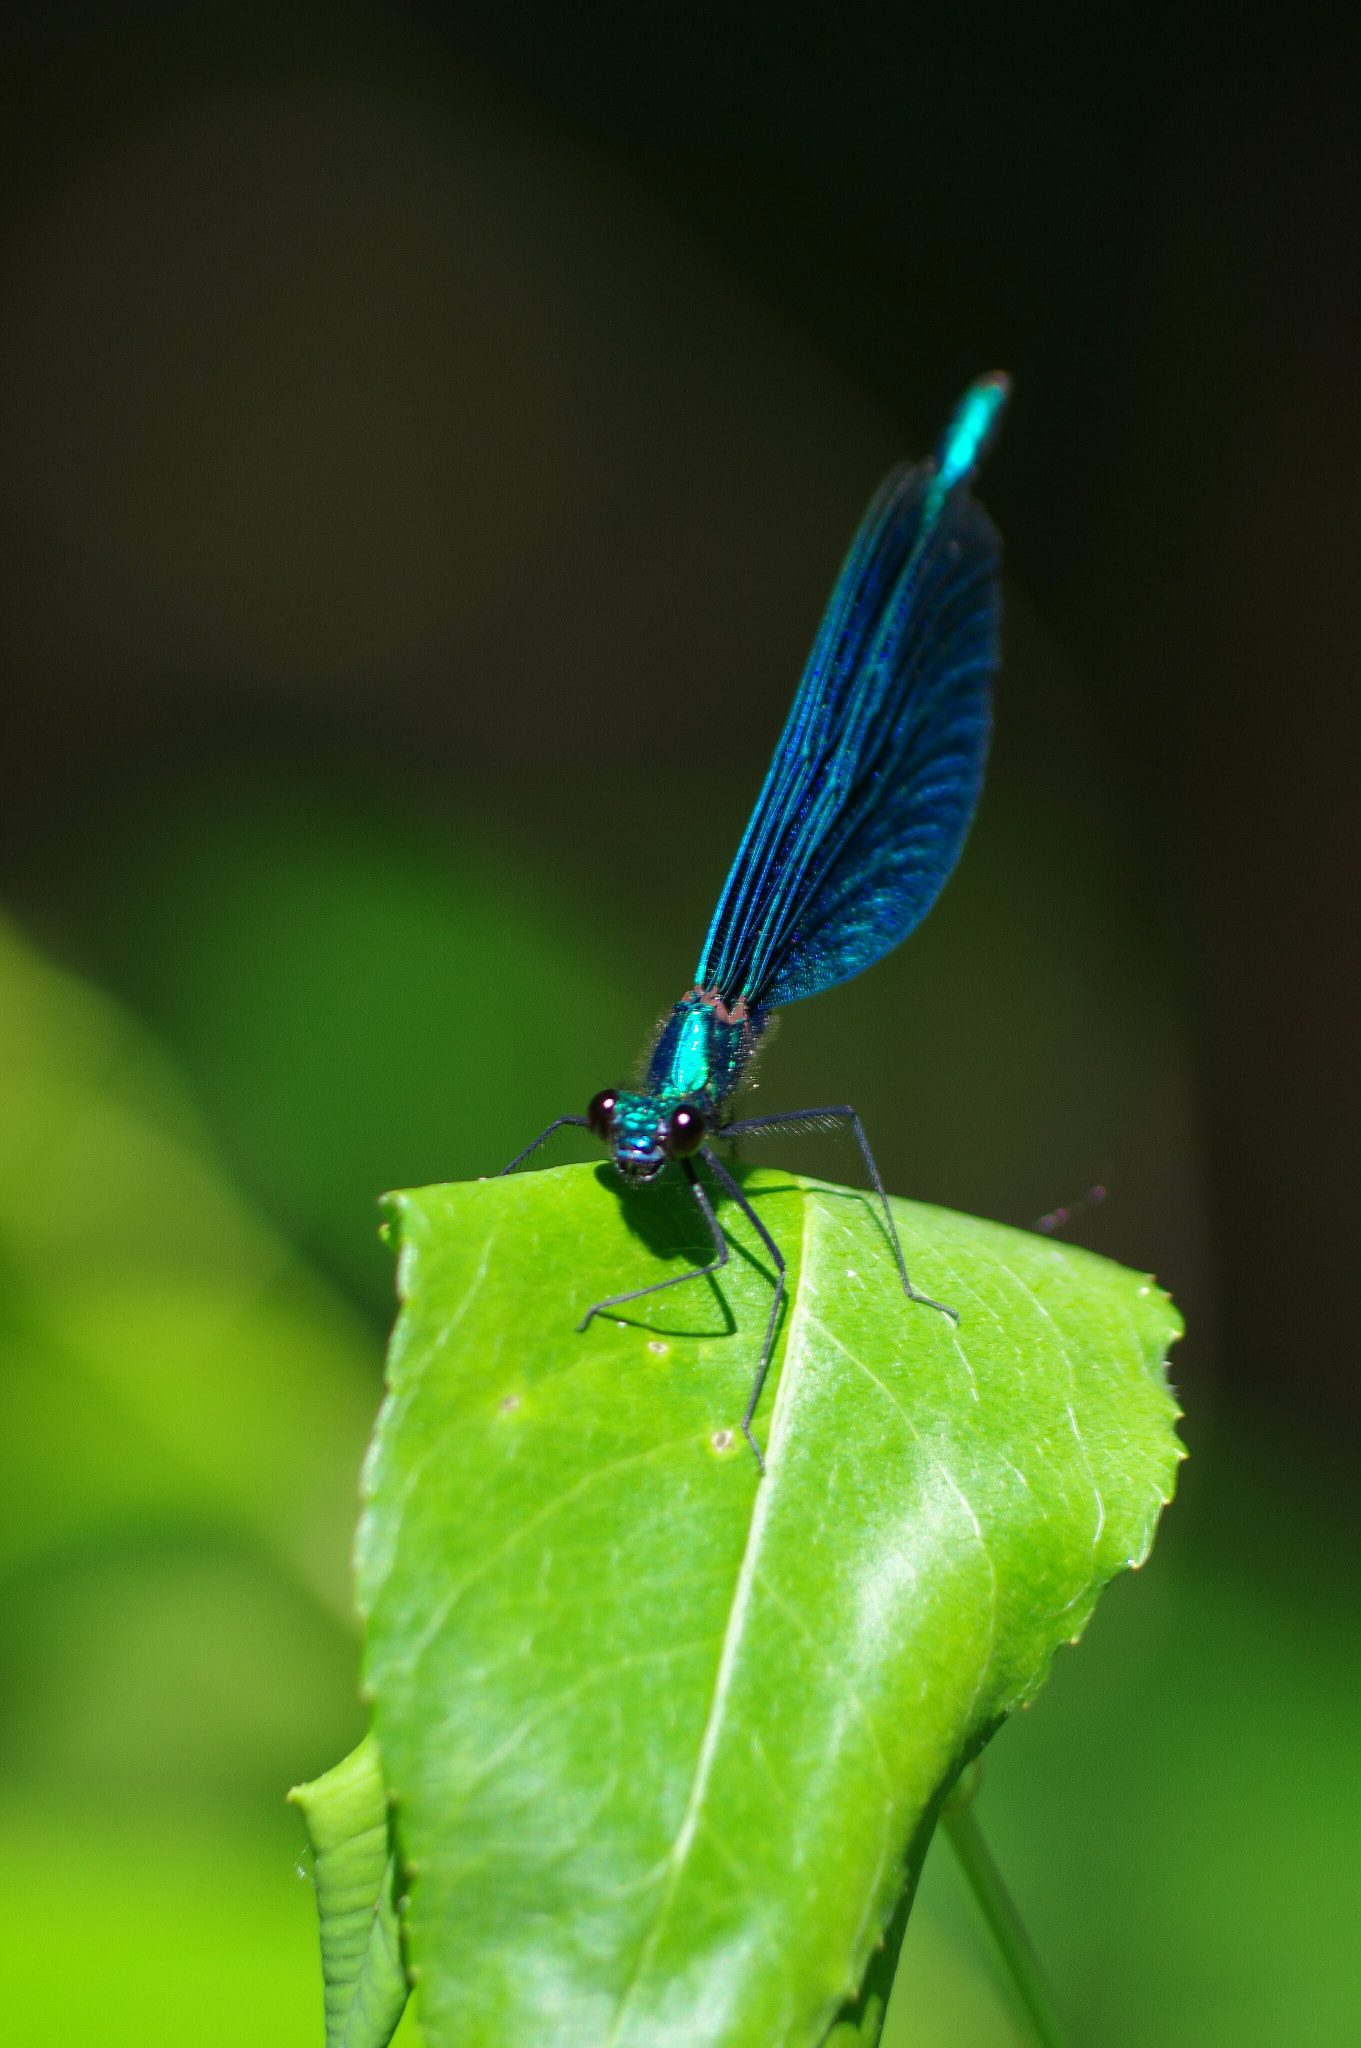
[695,375,1007,1010]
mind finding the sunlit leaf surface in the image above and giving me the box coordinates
[359,1164,1182,2048]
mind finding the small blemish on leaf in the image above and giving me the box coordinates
[499,1393,521,1413]
[648,1340,668,1356]
[711,1428,735,1453]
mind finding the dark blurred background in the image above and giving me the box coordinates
[0,3,1358,2044]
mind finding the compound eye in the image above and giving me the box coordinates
[587,1090,618,1140]
[666,1104,706,1157]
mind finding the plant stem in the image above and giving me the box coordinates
[942,1798,1070,2048]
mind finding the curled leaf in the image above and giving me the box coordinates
[290,1735,409,2048]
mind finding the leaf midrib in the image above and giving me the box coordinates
[602,1177,814,2048]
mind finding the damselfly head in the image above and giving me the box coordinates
[588,1089,706,1182]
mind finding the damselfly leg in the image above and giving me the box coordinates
[575,1149,789,1471]
[696,1147,786,1472]
[499,1115,590,1174]
[574,1155,734,1333]
[721,1105,958,1322]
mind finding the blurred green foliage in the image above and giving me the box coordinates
[0,911,376,2040]
[77,790,668,1318]
[0,911,380,1615]
[1,814,1357,2044]
[901,1432,1361,2048]
[70,774,1199,1322]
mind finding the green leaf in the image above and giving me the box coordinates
[358,1163,1183,2048]
[290,1735,410,2048]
